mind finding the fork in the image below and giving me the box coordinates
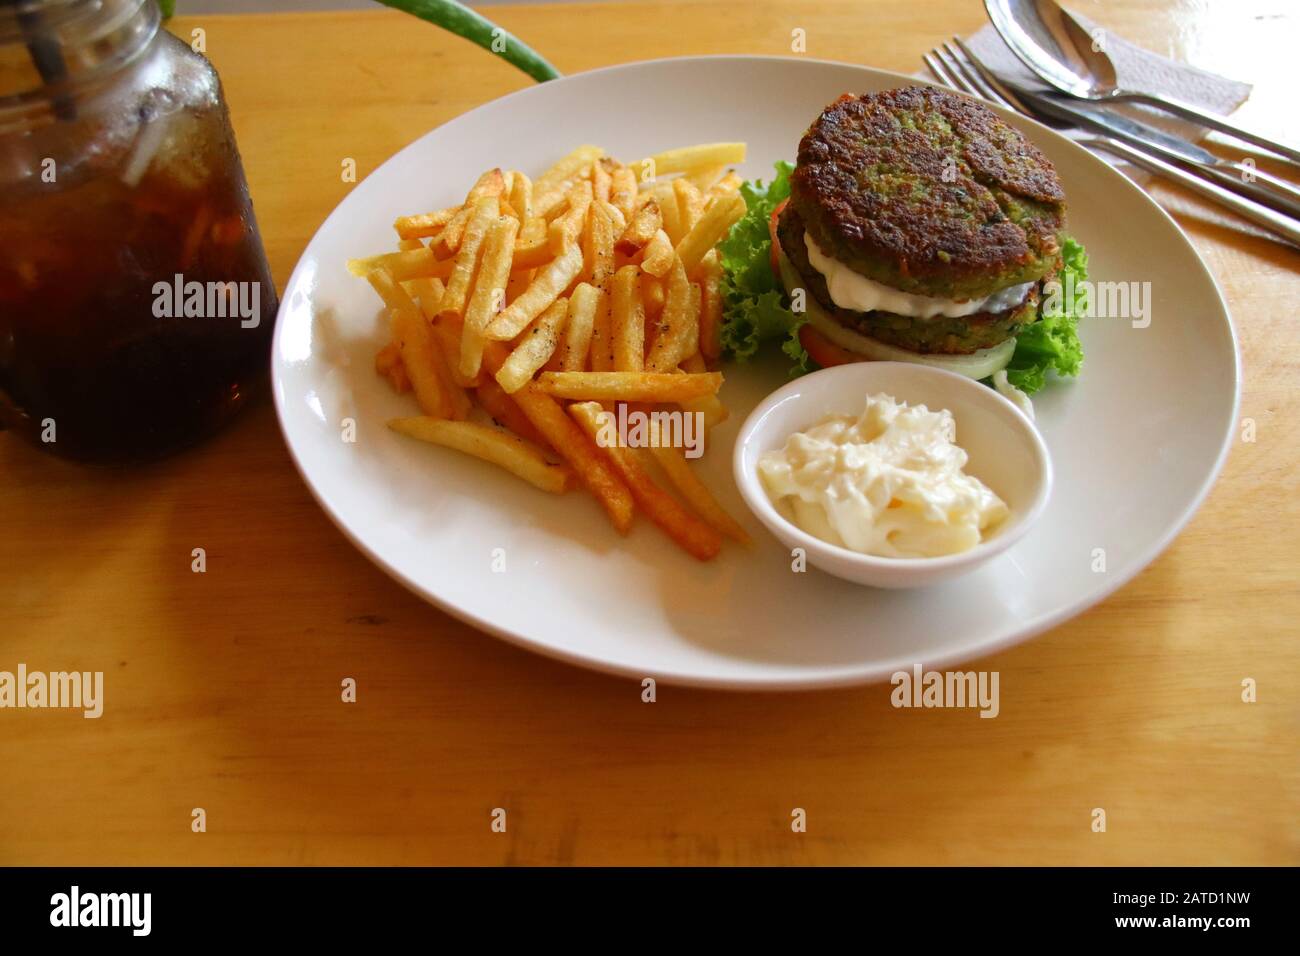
[924,40,1300,251]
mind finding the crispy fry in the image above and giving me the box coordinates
[459,213,519,379]
[706,169,743,200]
[475,377,550,447]
[682,164,726,192]
[557,282,601,372]
[436,168,507,255]
[641,275,666,323]
[609,265,645,372]
[403,278,473,414]
[591,159,612,203]
[404,276,445,321]
[568,402,722,561]
[388,417,570,494]
[512,216,553,269]
[673,178,705,232]
[534,370,722,402]
[505,267,534,303]
[589,291,614,372]
[644,419,749,543]
[636,142,746,179]
[387,362,411,394]
[466,167,507,201]
[697,249,724,363]
[680,351,707,373]
[475,338,633,532]
[496,297,568,393]
[485,243,583,340]
[639,229,674,278]
[658,186,685,245]
[680,391,728,429]
[582,202,617,289]
[646,256,699,371]
[394,206,460,241]
[534,145,603,217]
[548,180,593,254]
[508,170,533,219]
[434,204,473,258]
[515,387,633,532]
[438,197,501,321]
[375,341,400,374]
[676,192,746,273]
[597,198,627,234]
[615,200,662,256]
[347,247,452,281]
[431,316,481,388]
[368,269,453,419]
[609,166,637,221]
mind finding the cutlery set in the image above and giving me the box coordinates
[927,0,1300,250]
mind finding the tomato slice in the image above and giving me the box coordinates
[799,323,861,369]
[768,197,789,279]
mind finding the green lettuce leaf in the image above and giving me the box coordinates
[1004,236,1088,394]
[718,161,802,363]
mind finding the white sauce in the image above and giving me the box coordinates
[758,393,1009,559]
[804,231,1033,320]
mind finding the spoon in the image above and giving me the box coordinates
[985,0,1300,164]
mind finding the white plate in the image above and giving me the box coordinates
[272,56,1239,690]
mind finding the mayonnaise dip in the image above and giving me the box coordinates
[757,393,1009,558]
[804,231,1033,319]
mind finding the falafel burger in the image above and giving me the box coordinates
[718,86,1088,398]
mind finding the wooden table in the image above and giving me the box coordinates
[2,0,1296,866]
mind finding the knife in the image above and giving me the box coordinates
[1005,81,1300,221]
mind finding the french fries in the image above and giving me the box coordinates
[609,265,645,372]
[568,402,722,561]
[557,282,601,372]
[368,269,461,420]
[548,180,593,254]
[609,166,638,221]
[636,142,746,179]
[459,213,519,379]
[521,390,634,532]
[640,230,674,278]
[356,142,748,561]
[615,200,662,256]
[644,429,749,544]
[534,370,722,403]
[582,202,617,288]
[347,247,451,281]
[675,192,747,273]
[534,145,603,218]
[486,243,583,340]
[646,256,699,372]
[496,297,568,393]
[394,206,459,241]
[697,250,724,363]
[388,417,570,494]
[438,196,501,321]
[476,376,549,448]
[673,178,705,232]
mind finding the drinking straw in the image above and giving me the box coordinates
[3,0,77,119]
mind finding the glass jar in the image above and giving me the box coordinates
[0,0,277,462]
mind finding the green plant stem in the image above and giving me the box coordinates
[376,0,561,84]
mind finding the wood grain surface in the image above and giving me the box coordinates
[1,0,1296,866]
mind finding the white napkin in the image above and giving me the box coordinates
[954,17,1252,176]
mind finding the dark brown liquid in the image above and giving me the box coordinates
[0,105,277,462]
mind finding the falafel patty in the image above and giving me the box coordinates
[778,204,1040,354]
[791,86,1066,300]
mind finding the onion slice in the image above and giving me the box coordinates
[777,246,1017,381]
